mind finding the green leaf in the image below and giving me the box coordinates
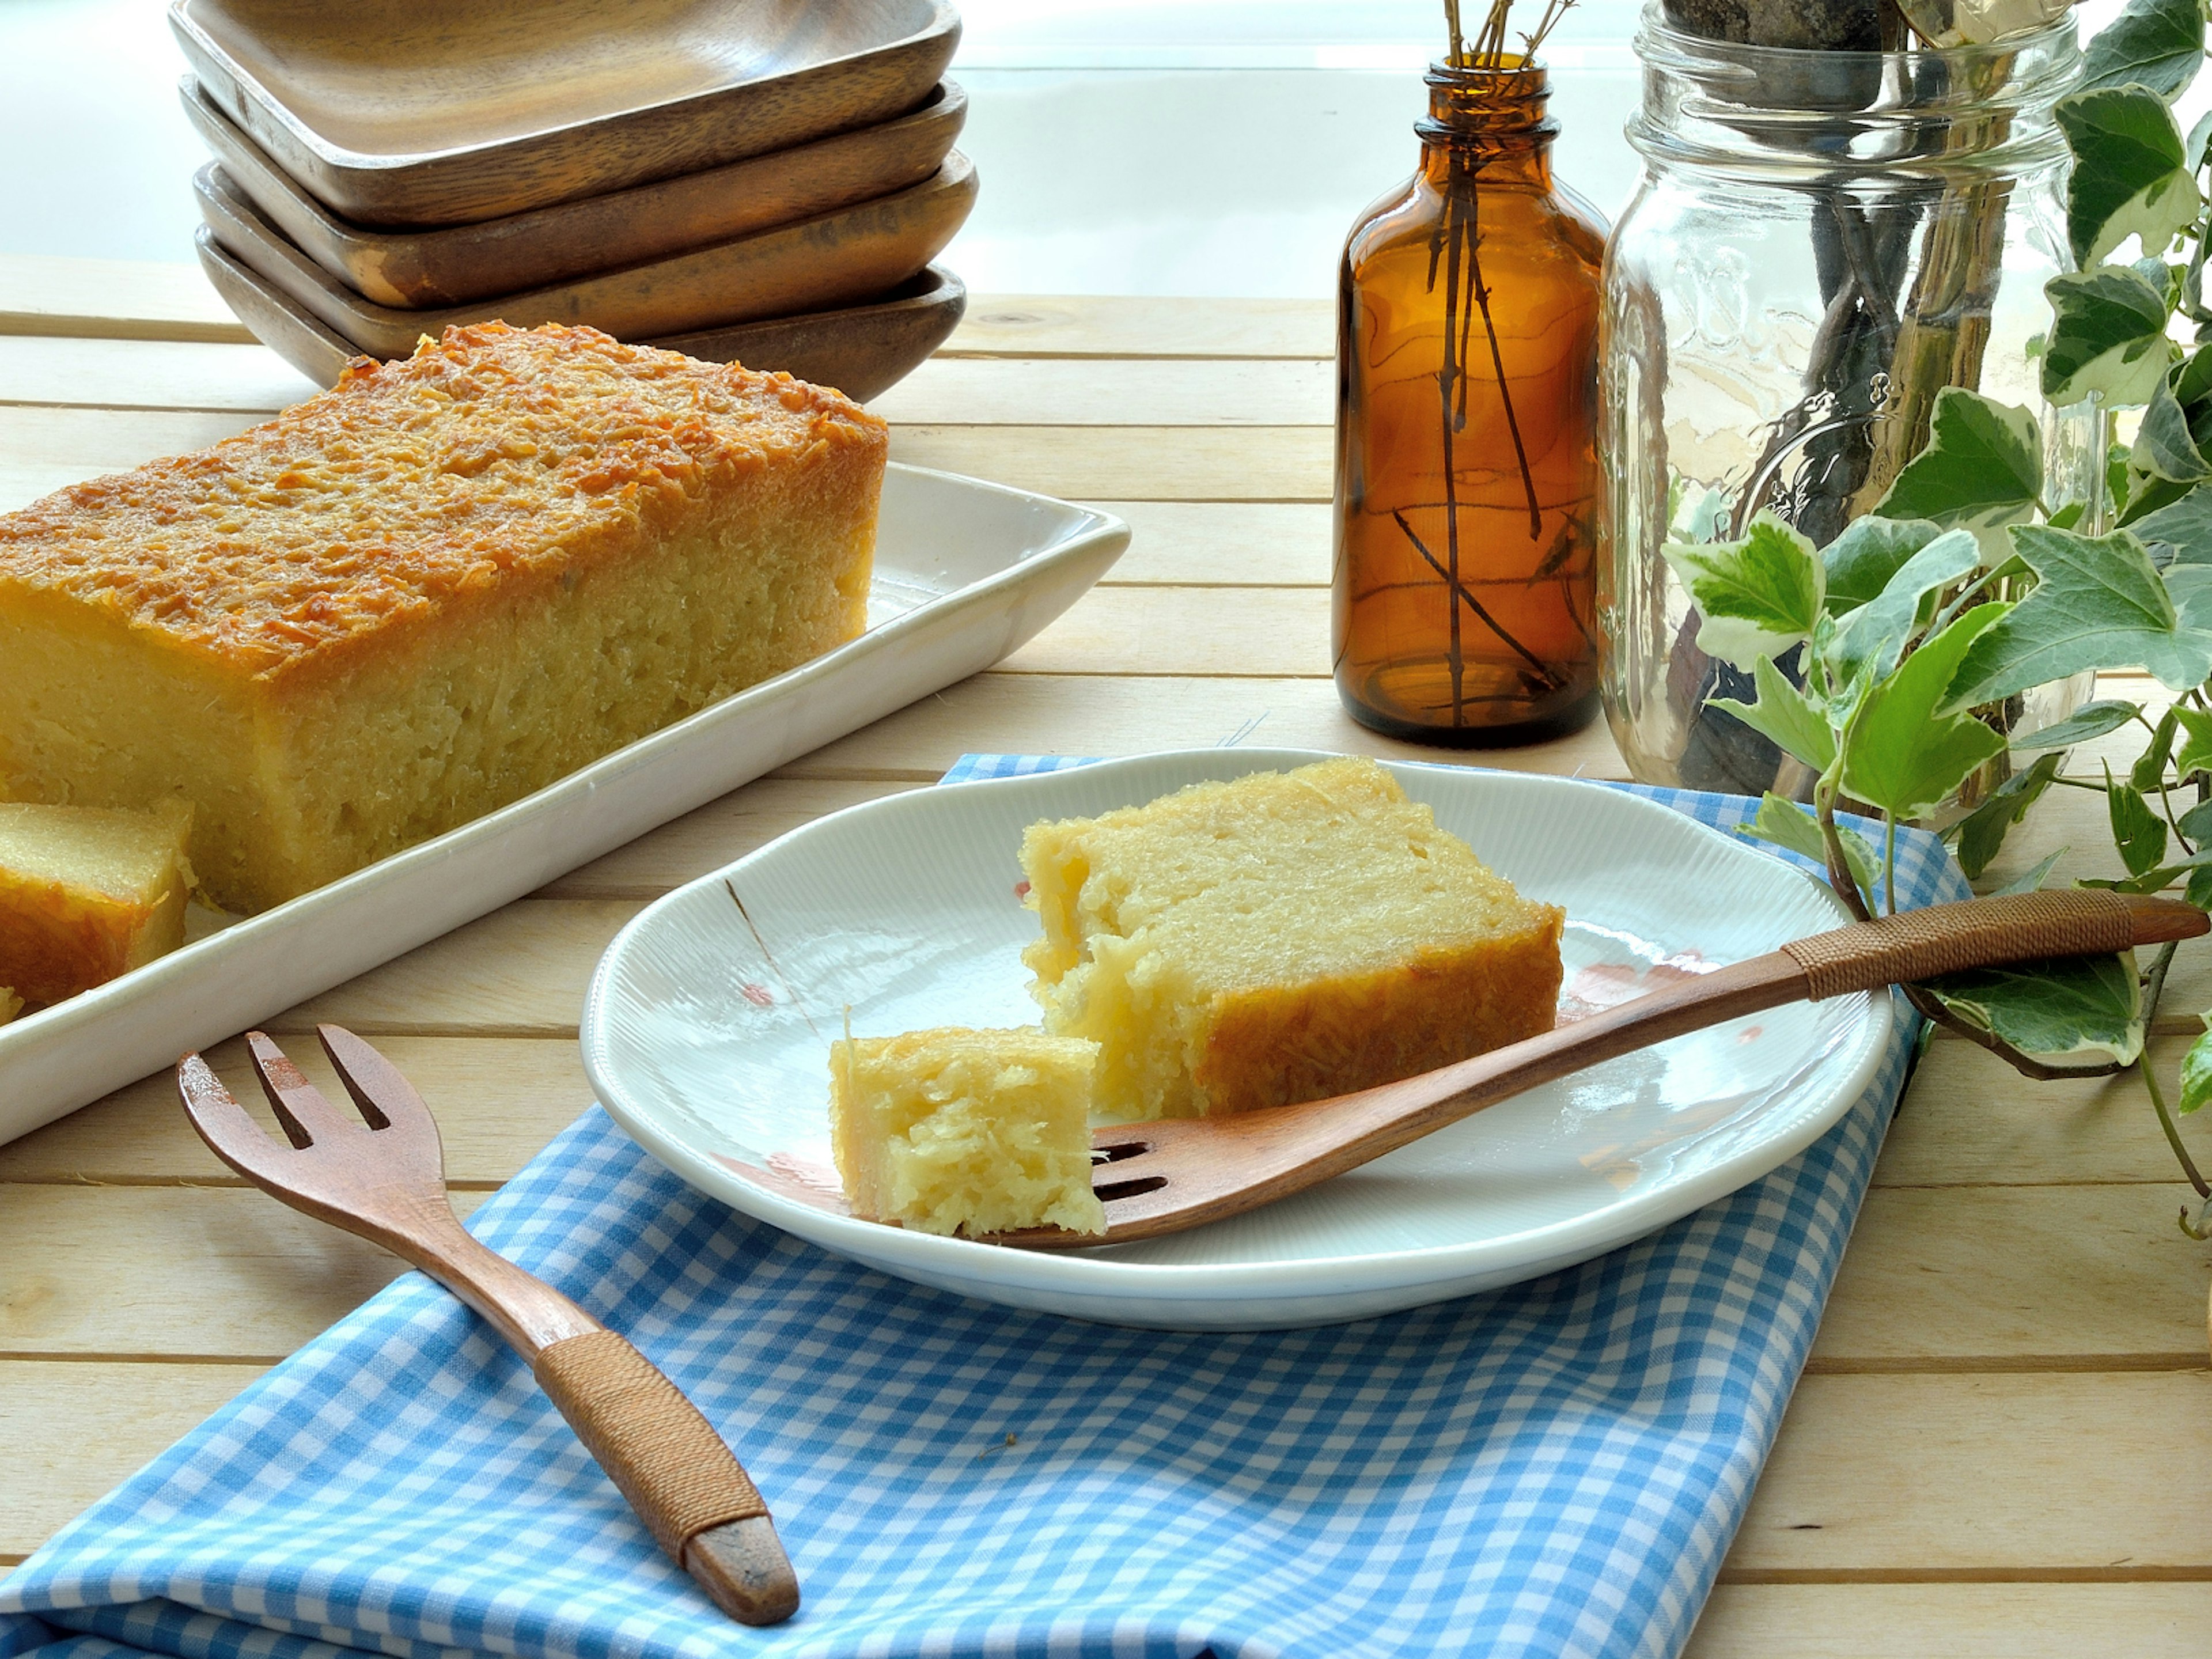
[1842,605,2009,819]
[1870,389,2043,562]
[2180,1020,2212,1114]
[2189,862,2212,908]
[2131,377,2212,483]
[2124,482,2212,562]
[1952,751,2062,878]
[1948,525,2212,705]
[1734,793,1878,893]
[2042,267,2177,406]
[1706,656,1836,773]
[1661,514,1824,668]
[1823,528,1982,690]
[2133,704,2181,789]
[2059,85,2202,267]
[1990,849,2067,897]
[2012,698,2145,749]
[2082,847,2212,892]
[2173,704,2212,779]
[1821,516,1943,613]
[2079,0,2208,102]
[2179,795,2212,839]
[2107,764,2171,874]
[1919,953,2145,1069]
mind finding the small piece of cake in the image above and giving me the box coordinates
[0,799,195,1006]
[1021,756,1565,1120]
[829,1027,1107,1237]
[0,321,885,913]
[0,988,20,1026]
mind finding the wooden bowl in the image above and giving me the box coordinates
[194,153,975,354]
[169,0,961,226]
[181,75,968,309]
[196,227,967,402]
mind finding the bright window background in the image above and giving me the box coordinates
[0,0,2150,297]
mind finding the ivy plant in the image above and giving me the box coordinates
[1665,0,2212,1231]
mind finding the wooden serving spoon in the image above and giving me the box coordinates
[987,889,2205,1249]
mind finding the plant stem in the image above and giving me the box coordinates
[1883,812,1898,916]
[1461,177,1543,540]
[2140,1031,2211,1200]
[1438,174,1468,725]
[1392,509,1563,688]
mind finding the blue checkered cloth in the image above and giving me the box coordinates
[0,757,1969,1659]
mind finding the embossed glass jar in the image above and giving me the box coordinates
[1596,10,2097,797]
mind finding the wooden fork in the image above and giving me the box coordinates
[990,888,2209,1249]
[177,1025,799,1626]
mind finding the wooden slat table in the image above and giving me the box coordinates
[1,255,2209,1656]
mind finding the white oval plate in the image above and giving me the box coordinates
[582,749,1889,1330]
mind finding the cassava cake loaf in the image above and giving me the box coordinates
[0,798,195,1006]
[1021,757,1564,1120]
[0,322,885,913]
[829,1026,1106,1236]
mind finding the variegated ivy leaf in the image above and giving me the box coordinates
[2130,376,2212,483]
[1661,514,1824,668]
[2041,266,2176,406]
[2180,1018,2212,1114]
[2107,765,2171,874]
[1823,528,1981,691]
[2124,480,2212,562]
[1706,656,1835,773]
[1950,752,2062,879]
[1840,604,2009,819]
[1948,525,2212,706]
[2058,86,2202,268]
[2172,703,2212,779]
[1870,388,2042,563]
[2079,0,2208,102]
[1821,516,1944,613]
[1734,793,1878,895]
[2010,698,2144,749]
[1920,952,2145,1070]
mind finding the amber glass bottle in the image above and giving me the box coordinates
[1332,59,1605,745]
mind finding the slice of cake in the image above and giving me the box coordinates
[1021,756,1565,1120]
[0,321,885,913]
[0,799,196,1006]
[0,988,20,1026]
[828,1027,1106,1237]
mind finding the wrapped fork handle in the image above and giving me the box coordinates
[1778,888,2169,999]
[323,1196,800,1626]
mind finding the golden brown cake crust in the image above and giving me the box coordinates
[0,323,888,687]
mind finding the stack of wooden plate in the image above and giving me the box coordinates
[172,0,973,400]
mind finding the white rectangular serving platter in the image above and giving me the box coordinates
[0,464,1127,1152]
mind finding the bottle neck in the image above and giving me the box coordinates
[1417,59,1556,191]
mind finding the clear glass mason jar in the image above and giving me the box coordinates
[1596,9,2098,797]
[1333,60,1608,746]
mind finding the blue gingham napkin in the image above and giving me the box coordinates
[0,757,1968,1659]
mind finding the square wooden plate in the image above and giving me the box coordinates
[181,75,968,308]
[195,229,969,402]
[169,0,961,225]
[193,154,975,351]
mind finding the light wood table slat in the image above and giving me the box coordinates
[0,1036,593,1189]
[1728,1372,2212,1574]
[0,263,2202,1657]
[0,1362,266,1565]
[0,338,1335,429]
[0,1185,483,1361]
[771,672,1629,781]
[1687,1584,2212,1657]
[1,1177,2198,1369]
